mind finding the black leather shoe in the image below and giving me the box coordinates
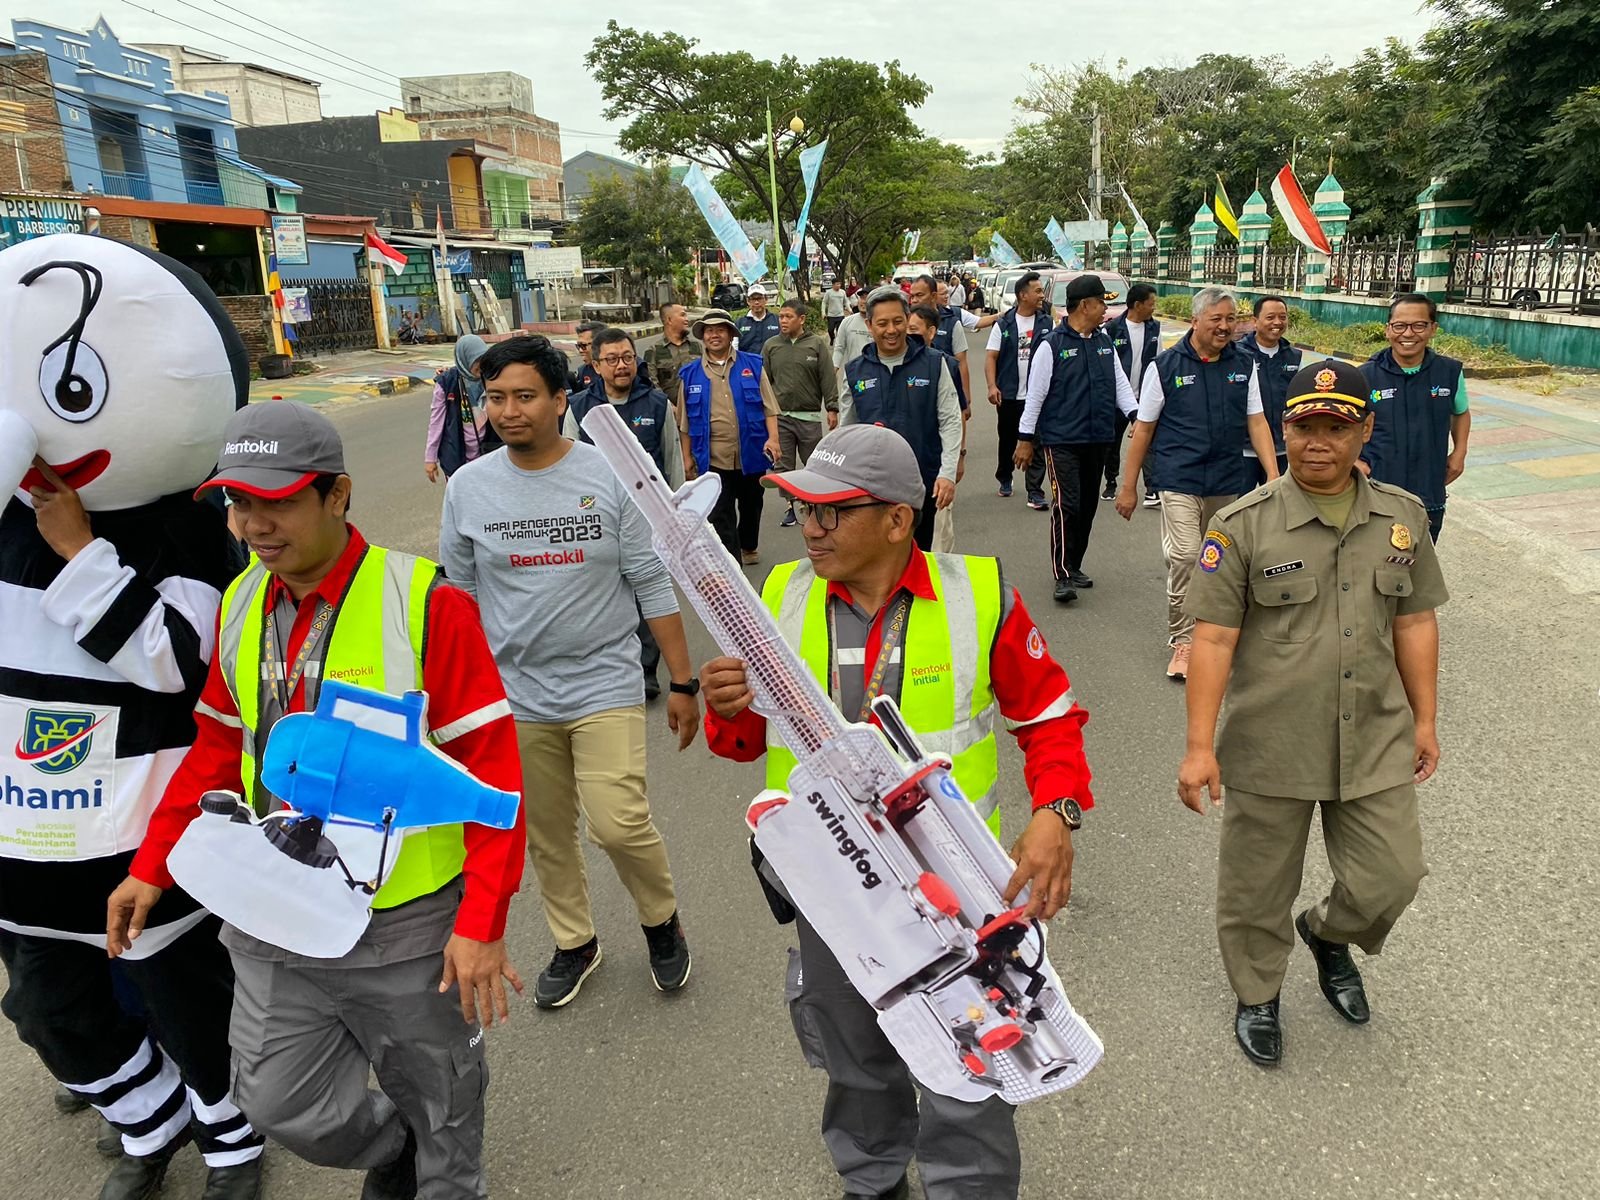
[1053,579,1078,604]
[843,1173,909,1200]
[1067,569,1093,589]
[55,1082,89,1114]
[1297,911,1370,1024]
[1234,996,1282,1066]
[202,1158,264,1200]
[97,1117,123,1159]
[361,1126,418,1200]
[98,1130,190,1200]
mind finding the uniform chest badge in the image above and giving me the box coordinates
[1390,523,1413,551]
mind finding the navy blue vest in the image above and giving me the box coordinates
[1106,314,1162,389]
[911,335,968,411]
[569,362,600,394]
[992,307,1048,399]
[737,311,781,354]
[435,366,502,477]
[1239,333,1303,452]
[932,306,962,356]
[844,341,943,494]
[567,375,671,471]
[1147,335,1255,497]
[1359,348,1461,510]
[1034,323,1120,446]
[680,353,769,476]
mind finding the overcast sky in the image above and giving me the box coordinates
[31,2,1440,160]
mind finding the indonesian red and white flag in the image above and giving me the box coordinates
[365,231,408,276]
[1270,164,1331,254]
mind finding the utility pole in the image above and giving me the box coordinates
[1089,103,1103,222]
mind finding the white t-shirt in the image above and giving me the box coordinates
[987,312,1043,396]
[1137,360,1264,423]
[956,308,980,330]
[1126,322,1146,386]
[948,282,966,308]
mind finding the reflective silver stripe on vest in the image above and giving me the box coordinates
[774,558,1001,819]
[194,700,242,729]
[217,562,270,711]
[378,550,425,694]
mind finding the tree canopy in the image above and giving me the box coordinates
[573,163,703,282]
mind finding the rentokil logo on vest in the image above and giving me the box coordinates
[224,439,279,456]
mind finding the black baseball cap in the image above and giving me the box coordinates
[1283,359,1373,425]
[1064,274,1108,305]
[197,401,346,498]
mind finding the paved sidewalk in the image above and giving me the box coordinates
[1448,378,1600,557]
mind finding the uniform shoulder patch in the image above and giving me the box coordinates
[1199,535,1227,573]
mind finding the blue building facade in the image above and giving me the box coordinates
[2,16,295,207]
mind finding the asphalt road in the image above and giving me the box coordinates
[3,353,1598,1200]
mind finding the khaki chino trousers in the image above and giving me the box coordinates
[1217,783,1429,1006]
[517,707,678,949]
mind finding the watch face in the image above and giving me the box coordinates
[1058,799,1083,828]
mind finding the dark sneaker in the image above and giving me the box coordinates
[99,1130,190,1200]
[1026,492,1048,510]
[781,507,798,527]
[202,1158,264,1200]
[1142,490,1160,509]
[997,482,1013,498]
[97,1118,123,1159]
[55,1083,89,1114]
[1100,481,1117,501]
[534,939,603,1009]
[361,1126,416,1200]
[643,912,692,992]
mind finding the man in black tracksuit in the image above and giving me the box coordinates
[1015,275,1139,604]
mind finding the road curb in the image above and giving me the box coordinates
[356,373,429,396]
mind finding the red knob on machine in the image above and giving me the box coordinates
[916,872,961,918]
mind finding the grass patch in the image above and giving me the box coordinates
[1155,294,1534,369]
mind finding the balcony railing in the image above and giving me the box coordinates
[185,179,225,206]
[100,170,151,200]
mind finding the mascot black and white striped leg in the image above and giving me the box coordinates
[0,234,263,1198]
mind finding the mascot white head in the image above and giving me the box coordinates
[0,233,248,510]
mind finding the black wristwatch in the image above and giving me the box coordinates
[668,678,701,696]
[1040,797,1082,831]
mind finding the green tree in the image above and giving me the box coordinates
[1310,41,1438,238]
[1421,0,1600,230]
[584,22,930,290]
[574,163,702,286]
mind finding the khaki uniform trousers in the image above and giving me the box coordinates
[1159,492,1235,646]
[1217,783,1429,1006]
[517,707,678,948]
[933,502,956,553]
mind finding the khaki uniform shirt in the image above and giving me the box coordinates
[1186,472,1449,801]
[675,354,780,472]
[644,333,701,409]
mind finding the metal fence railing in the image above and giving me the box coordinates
[1445,227,1600,315]
[294,278,377,356]
[1326,237,1417,298]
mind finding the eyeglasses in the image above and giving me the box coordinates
[576,341,593,352]
[598,353,636,367]
[1388,321,1433,334]
[793,500,890,530]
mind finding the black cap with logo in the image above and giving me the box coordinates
[196,400,346,498]
[1283,359,1374,425]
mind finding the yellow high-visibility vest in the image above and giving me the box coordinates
[761,552,1004,836]
[215,546,467,909]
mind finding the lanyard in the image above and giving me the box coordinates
[262,595,335,714]
[830,591,912,722]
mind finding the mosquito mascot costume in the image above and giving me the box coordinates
[0,234,264,1198]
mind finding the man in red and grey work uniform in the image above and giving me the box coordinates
[701,423,1094,1200]
[106,401,526,1200]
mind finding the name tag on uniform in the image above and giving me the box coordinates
[1262,560,1304,578]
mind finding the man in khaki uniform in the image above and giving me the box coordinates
[644,301,700,410]
[1179,359,1448,1067]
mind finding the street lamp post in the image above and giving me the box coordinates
[766,104,804,303]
